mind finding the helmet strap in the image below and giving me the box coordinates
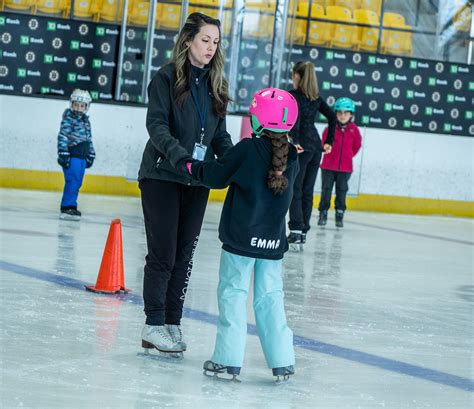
[250,115,264,135]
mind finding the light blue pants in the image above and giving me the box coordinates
[211,250,295,369]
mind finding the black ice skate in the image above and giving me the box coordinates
[272,365,295,383]
[287,231,304,252]
[203,360,241,382]
[335,210,344,228]
[60,207,81,221]
[301,232,307,244]
[140,325,184,360]
[318,210,328,226]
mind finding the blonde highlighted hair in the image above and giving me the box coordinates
[171,12,230,117]
[292,61,319,101]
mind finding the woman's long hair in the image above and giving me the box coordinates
[292,61,319,101]
[171,12,230,117]
[264,131,290,195]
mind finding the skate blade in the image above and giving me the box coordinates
[59,214,80,221]
[275,375,291,384]
[203,370,241,383]
[138,349,184,361]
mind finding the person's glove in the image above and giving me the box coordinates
[57,151,71,169]
[175,157,193,176]
[86,156,95,169]
[186,162,193,175]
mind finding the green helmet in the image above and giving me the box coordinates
[334,97,355,113]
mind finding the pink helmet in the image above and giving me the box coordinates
[249,88,299,135]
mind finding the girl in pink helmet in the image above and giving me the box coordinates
[185,88,299,382]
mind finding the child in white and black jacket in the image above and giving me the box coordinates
[57,89,95,221]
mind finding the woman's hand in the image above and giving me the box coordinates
[295,144,305,154]
[323,144,332,154]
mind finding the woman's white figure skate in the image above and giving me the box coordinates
[165,324,187,352]
[140,325,184,360]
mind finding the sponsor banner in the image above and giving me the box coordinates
[0,13,470,136]
[233,39,273,112]
[0,12,119,100]
[234,41,471,137]
[283,48,471,137]
[116,27,176,103]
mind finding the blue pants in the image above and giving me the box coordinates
[211,250,295,369]
[61,157,86,208]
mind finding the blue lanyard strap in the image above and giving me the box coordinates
[191,82,208,144]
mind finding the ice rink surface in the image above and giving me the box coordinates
[0,188,473,409]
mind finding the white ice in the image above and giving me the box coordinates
[0,189,473,409]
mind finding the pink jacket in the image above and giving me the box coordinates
[321,122,362,173]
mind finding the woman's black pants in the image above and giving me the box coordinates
[140,178,209,326]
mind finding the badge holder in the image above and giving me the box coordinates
[192,129,207,161]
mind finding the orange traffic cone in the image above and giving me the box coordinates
[85,219,130,294]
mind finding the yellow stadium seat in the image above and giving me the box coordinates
[287,18,307,45]
[311,2,326,16]
[35,0,69,14]
[308,3,330,46]
[190,0,233,7]
[383,11,406,26]
[312,0,332,6]
[243,13,274,40]
[188,6,232,35]
[381,12,412,56]
[157,3,181,30]
[334,0,358,12]
[99,0,124,23]
[453,3,471,32]
[359,0,381,16]
[290,0,330,17]
[246,0,274,13]
[326,5,355,49]
[72,0,100,18]
[289,0,308,17]
[128,0,149,26]
[353,8,379,52]
[292,0,334,17]
[4,0,34,11]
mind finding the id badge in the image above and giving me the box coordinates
[192,143,207,161]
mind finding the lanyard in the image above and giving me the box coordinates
[191,81,208,144]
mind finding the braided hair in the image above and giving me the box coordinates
[264,130,290,194]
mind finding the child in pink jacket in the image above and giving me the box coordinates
[318,98,362,228]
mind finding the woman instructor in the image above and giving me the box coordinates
[138,13,233,354]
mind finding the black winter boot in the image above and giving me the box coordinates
[335,210,344,228]
[287,230,304,252]
[60,207,81,221]
[318,210,328,226]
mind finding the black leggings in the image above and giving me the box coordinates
[140,178,209,326]
[288,149,323,233]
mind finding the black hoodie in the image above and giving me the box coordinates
[289,89,336,151]
[190,135,299,260]
[138,63,233,185]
